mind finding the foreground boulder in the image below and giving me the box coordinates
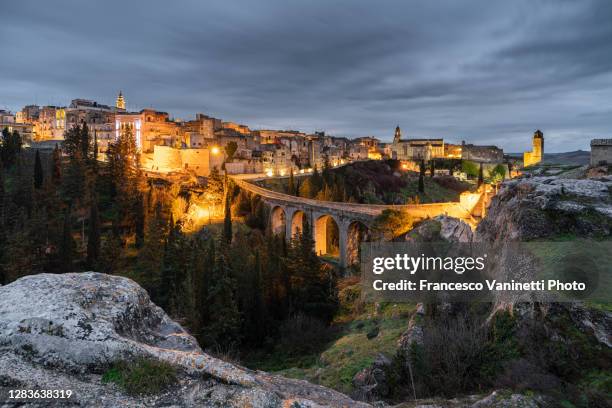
[0,272,369,407]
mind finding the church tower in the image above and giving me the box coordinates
[116,91,126,110]
[393,125,401,144]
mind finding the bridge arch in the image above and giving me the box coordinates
[270,205,286,236]
[314,214,340,259]
[346,220,370,267]
[290,210,305,239]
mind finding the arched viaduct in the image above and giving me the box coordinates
[231,175,486,269]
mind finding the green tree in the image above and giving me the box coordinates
[205,252,242,349]
[1,128,22,169]
[478,163,484,187]
[34,150,44,189]
[224,141,238,163]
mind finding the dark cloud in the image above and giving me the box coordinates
[1,0,611,152]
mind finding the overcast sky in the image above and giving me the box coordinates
[1,0,611,152]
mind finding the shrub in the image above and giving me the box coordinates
[278,314,336,356]
[102,358,177,395]
[412,313,488,397]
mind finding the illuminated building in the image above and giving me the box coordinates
[391,126,445,161]
[523,130,544,167]
[116,109,179,152]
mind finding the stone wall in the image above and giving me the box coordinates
[462,144,504,163]
[153,145,182,171]
[180,148,211,176]
[591,140,612,166]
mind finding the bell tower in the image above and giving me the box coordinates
[116,91,126,110]
[393,125,401,144]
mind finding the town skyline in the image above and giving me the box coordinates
[2,0,612,152]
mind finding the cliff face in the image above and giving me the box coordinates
[0,272,369,408]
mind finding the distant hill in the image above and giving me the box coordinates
[507,150,590,165]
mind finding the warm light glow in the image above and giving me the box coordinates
[279,169,286,176]
[211,146,220,155]
[266,169,274,177]
[299,169,305,174]
[401,163,408,170]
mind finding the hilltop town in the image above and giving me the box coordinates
[0,91,549,179]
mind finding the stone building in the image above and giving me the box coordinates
[391,126,444,161]
[35,106,66,140]
[590,139,612,166]
[524,130,544,167]
[0,110,34,143]
[183,113,217,147]
[16,105,40,124]
[116,109,180,152]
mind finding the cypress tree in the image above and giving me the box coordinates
[288,168,295,195]
[59,205,74,272]
[135,193,145,248]
[430,160,435,178]
[51,144,61,184]
[86,194,101,269]
[80,122,90,160]
[223,191,232,244]
[478,163,484,187]
[34,150,44,189]
[418,160,425,193]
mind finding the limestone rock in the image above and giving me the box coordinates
[477,175,612,241]
[406,216,473,242]
[0,272,370,407]
[351,353,392,402]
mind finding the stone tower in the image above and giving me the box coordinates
[393,125,401,144]
[533,129,544,159]
[523,129,544,167]
[116,91,126,110]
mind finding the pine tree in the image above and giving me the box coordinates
[0,128,22,169]
[34,150,44,189]
[86,194,101,269]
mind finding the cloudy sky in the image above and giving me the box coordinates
[1,0,611,152]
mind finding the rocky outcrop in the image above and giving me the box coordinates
[0,272,369,407]
[406,215,473,242]
[477,175,612,241]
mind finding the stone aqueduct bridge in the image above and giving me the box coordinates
[231,175,487,268]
